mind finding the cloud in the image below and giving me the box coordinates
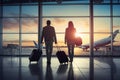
[3,18,19,30]
[53,18,66,24]
[3,16,38,32]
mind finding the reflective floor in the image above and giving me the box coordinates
[0,56,120,80]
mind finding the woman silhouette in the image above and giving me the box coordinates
[65,21,76,62]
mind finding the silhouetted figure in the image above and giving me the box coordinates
[65,21,76,62]
[41,20,57,65]
[45,64,53,80]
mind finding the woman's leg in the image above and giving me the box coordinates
[70,45,74,62]
[68,44,74,62]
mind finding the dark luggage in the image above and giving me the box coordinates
[29,49,42,63]
[56,50,69,64]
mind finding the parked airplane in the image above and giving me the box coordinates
[79,30,119,51]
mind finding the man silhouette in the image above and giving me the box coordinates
[41,20,57,64]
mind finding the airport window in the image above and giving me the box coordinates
[0,0,120,56]
[94,5,110,16]
[113,5,120,16]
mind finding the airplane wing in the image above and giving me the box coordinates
[33,41,45,49]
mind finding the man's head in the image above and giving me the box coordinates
[47,20,51,26]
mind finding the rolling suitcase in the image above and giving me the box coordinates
[56,47,69,64]
[29,49,42,63]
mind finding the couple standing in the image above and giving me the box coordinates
[41,20,76,64]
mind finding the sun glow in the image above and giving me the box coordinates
[75,32,81,37]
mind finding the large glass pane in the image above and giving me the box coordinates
[113,5,120,16]
[21,18,38,33]
[3,34,19,55]
[94,18,110,32]
[113,18,120,55]
[3,6,19,17]
[43,5,89,16]
[3,34,19,46]
[94,18,111,55]
[22,34,38,47]
[113,18,120,31]
[3,18,19,33]
[21,34,38,55]
[93,33,111,54]
[113,0,120,3]
[21,6,38,17]
[94,5,110,16]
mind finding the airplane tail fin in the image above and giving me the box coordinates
[33,40,38,48]
[112,30,119,40]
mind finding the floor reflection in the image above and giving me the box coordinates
[56,64,68,80]
[90,57,94,80]
[57,64,68,74]
[95,57,117,80]
[45,64,53,80]
[67,63,74,80]
[0,57,120,80]
[29,63,43,80]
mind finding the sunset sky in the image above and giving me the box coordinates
[2,4,120,46]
